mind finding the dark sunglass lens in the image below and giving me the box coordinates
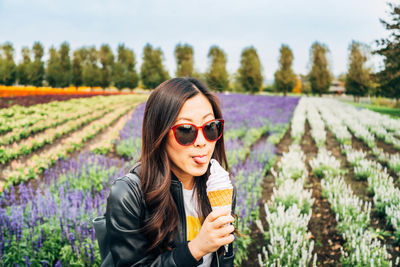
[175,125,197,145]
[204,121,222,141]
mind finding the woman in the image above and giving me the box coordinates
[105,77,236,266]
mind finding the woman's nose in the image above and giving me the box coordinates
[194,129,207,147]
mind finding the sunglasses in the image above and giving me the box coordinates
[171,119,224,146]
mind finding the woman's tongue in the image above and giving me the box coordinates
[192,155,207,164]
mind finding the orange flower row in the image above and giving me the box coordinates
[0,85,132,97]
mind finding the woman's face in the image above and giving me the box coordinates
[166,93,217,182]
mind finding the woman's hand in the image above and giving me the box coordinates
[188,208,235,261]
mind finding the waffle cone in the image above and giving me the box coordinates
[207,188,233,207]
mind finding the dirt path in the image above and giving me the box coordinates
[302,121,343,266]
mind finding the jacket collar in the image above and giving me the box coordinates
[170,170,181,186]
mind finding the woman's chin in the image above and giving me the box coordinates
[189,164,208,177]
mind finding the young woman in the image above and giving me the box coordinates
[105,77,236,266]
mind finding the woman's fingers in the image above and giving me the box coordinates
[212,214,234,228]
[219,234,235,246]
[217,224,235,237]
[206,208,231,222]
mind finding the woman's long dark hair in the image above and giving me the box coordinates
[139,77,229,252]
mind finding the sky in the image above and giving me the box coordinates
[0,0,393,83]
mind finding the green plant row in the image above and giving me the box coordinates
[0,99,114,146]
[0,95,140,165]
[0,95,129,134]
[3,104,139,187]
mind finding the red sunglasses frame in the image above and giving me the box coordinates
[171,119,224,146]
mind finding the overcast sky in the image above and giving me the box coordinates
[0,0,392,82]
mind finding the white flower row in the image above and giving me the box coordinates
[317,103,352,145]
[273,144,308,184]
[291,98,307,144]
[305,100,326,147]
[257,204,316,267]
[257,142,316,266]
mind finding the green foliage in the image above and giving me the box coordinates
[46,47,63,87]
[59,42,72,87]
[205,45,229,92]
[17,47,32,85]
[374,2,400,100]
[116,137,141,160]
[234,235,251,266]
[82,47,102,87]
[72,49,83,87]
[274,44,297,96]
[345,41,371,98]
[113,44,139,89]
[174,43,194,77]
[140,43,169,89]
[308,42,332,95]
[0,42,17,85]
[31,41,45,87]
[237,46,263,94]
[99,44,114,88]
[56,165,118,192]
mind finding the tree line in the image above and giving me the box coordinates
[0,2,398,99]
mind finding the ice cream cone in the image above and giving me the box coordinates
[208,188,233,210]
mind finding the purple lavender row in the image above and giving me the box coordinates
[0,152,129,265]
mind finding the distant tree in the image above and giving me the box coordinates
[17,47,31,85]
[82,46,101,87]
[31,42,45,87]
[59,42,71,87]
[374,2,400,102]
[205,45,229,92]
[140,44,169,89]
[274,44,297,96]
[174,44,194,77]
[237,46,263,93]
[113,44,139,89]
[345,41,371,101]
[0,42,17,86]
[300,74,311,95]
[46,47,62,87]
[308,42,332,96]
[99,44,114,88]
[72,49,83,87]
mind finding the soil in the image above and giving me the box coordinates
[302,121,344,266]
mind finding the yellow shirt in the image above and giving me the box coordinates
[182,188,213,267]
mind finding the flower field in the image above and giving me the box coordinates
[1,94,400,266]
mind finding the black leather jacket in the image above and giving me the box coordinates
[105,163,236,267]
